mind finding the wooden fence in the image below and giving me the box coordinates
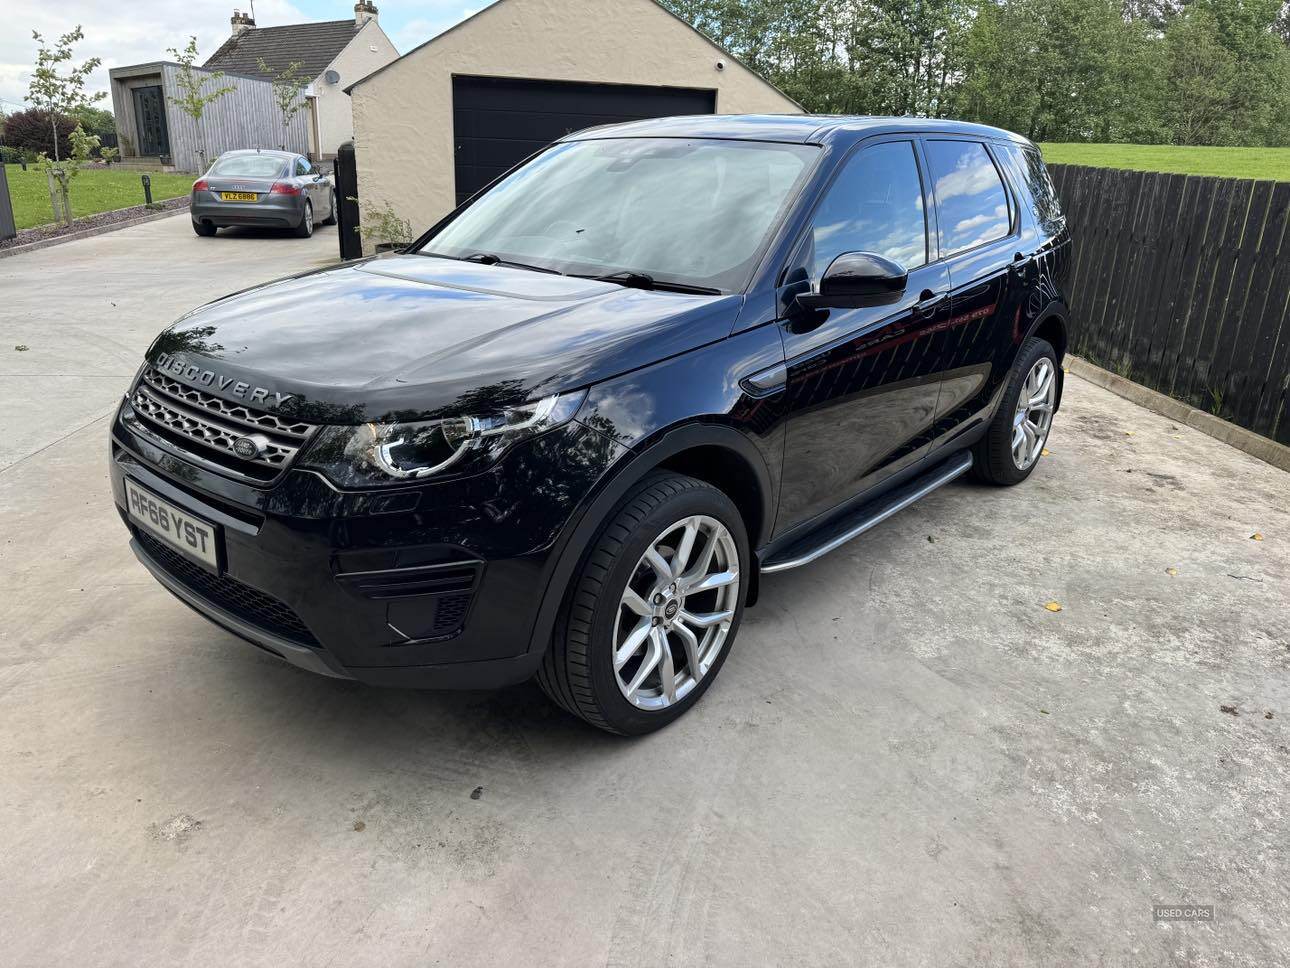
[1047,163,1290,445]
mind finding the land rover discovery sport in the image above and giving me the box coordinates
[111,115,1070,734]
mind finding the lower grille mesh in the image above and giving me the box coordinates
[137,531,319,647]
[432,593,471,635]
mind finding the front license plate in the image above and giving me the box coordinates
[219,191,258,201]
[125,480,219,571]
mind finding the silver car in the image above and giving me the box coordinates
[191,149,336,238]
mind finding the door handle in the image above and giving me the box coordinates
[1009,252,1032,279]
[914,289,948,318]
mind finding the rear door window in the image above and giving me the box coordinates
[924,140,1011,257]
[804,140,928,282]
[998,143,1065,233]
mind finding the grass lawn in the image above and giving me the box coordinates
[1039,143,1290,181]
[4,164,194,230]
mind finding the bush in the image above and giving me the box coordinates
[69,105,116,139]
[2,108,78,161]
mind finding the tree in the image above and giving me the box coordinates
[167,37,235,172]
[953,0,1166,143]
[65,123,100,178]
[38,123,99,225]
[69,104,115,138]
[258,59,307,150]
[1163,7,1242,144]
[662,0,1287,146]
[1151,0,1290,145]
[27,26,104,163]
[2,108,77,158]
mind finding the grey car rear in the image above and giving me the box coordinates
[191,150,335,238]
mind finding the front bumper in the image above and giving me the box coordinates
[110,405,622,688]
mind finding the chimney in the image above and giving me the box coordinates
[354,0,378,26]
[231,8,256,34]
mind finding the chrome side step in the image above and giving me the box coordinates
[761,452,973,574]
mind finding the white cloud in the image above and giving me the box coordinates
[953,204,1007,233]
[0,1,488,121]
[0,0,310,109]
[934,154,1002,203]
[392,6,485,53]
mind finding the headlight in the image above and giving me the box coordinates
[299,391,586,487]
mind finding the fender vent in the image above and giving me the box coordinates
[336,560,482,642]
[337,562,481,600]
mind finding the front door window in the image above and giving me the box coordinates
[806,140,929,280]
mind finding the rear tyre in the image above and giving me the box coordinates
[192,219,217,237]
[536,473,748,735]
[321,189,337,225]
[294,201,314,238]
[972,336,1057,486]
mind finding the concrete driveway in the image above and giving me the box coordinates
[1,214,1288,967]
[0,216,339,471]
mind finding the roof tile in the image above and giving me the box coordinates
[203,20,360,81]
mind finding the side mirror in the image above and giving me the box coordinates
[796,252,908,310]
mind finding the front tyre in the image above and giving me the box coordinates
[321,189,337,225]
[537,473,748,735]
[972,336,1057,485]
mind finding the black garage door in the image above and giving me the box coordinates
[452,75,717,204]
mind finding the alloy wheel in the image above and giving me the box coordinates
[1012,357,1055,470]
[613,515,740,710]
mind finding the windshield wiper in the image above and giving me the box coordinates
[461,252,564,275]
[584,271,720,295]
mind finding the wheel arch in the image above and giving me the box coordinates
[1032,308,1068,362]
[1026,301,1069,410]
[525,422,775,657]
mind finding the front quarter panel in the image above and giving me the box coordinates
[577,322,787,495]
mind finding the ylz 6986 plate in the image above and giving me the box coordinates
[125,479,219,571]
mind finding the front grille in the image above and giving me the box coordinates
[127,367,316,484]
[137,531,319,647]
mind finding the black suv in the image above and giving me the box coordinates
[112,115,1070,734]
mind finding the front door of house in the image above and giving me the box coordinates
[132,85,169,157]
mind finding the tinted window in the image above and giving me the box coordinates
[924,140,1011,257]
[806,141,927,281]
[423,138,817,294]
[999,143,1064,231]
[208,154,288,178]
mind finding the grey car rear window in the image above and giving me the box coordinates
[210,155,288,178]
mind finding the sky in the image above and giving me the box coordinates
[0,0,485,112]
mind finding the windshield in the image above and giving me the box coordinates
[417,138,818,293]
[209,154,289,178]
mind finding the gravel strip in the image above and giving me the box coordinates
[0,196,190,252]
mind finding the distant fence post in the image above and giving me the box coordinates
[0,164,15,241]
[335,141,362,261]
[1048,163,1290,447]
